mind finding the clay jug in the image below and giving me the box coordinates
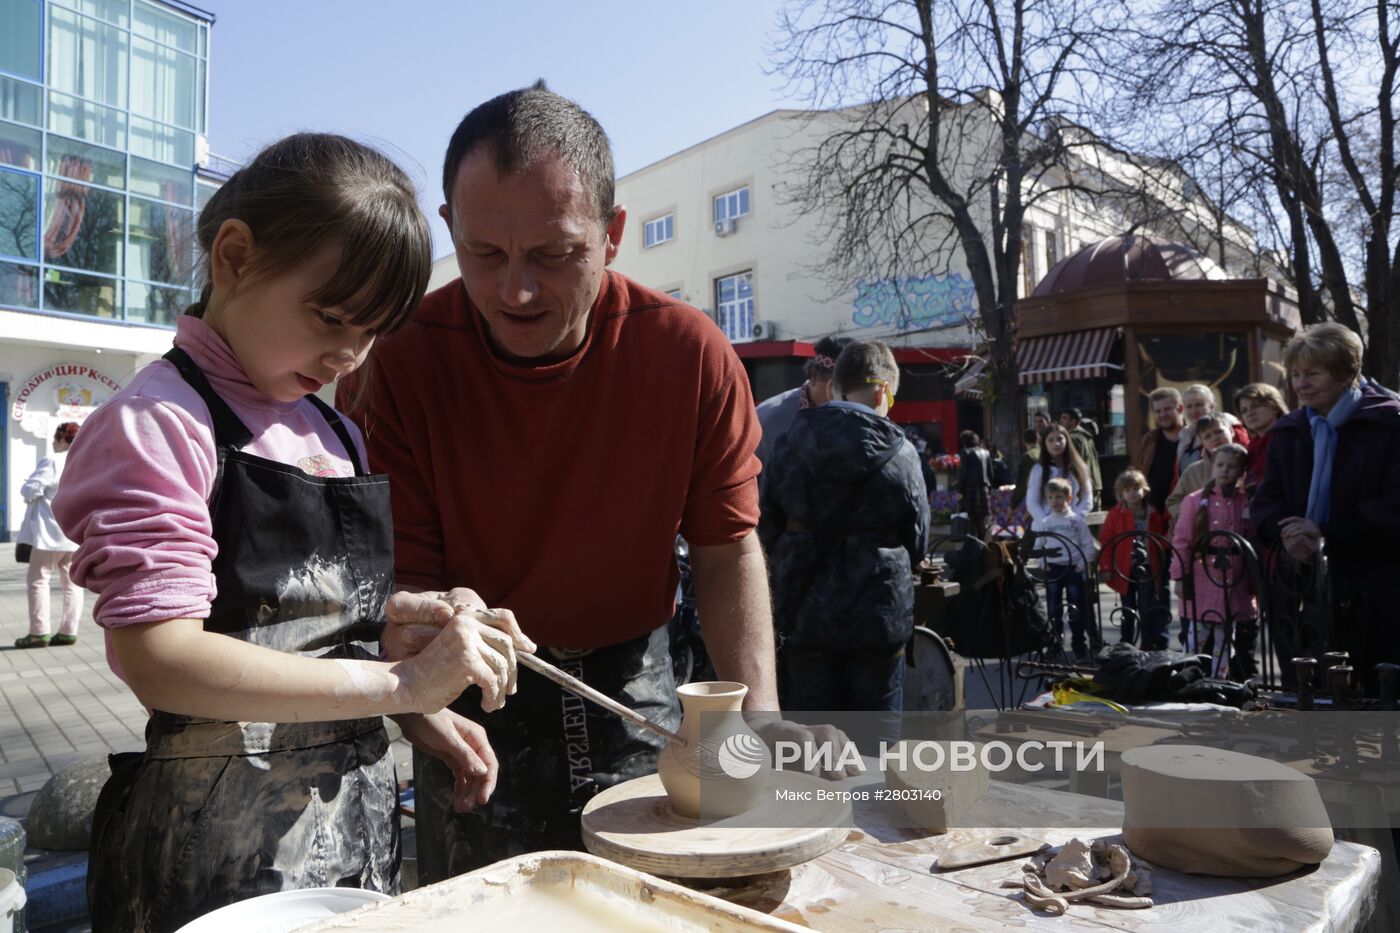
[658,681,772,819]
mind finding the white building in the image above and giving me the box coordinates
[1,0,223,538]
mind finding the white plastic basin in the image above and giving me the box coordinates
[175,886,391,932]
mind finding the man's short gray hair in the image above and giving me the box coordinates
[442,80,615,225]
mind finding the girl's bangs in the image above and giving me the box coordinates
[305,203,431,334]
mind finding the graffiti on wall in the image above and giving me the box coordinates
[851,273,977,330]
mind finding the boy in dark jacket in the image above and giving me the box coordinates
[759,341,930,712]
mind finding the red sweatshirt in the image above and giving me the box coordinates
[341,272,760,649]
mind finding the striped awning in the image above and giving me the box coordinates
[1017,329,1120,385]
[954,358,987,399]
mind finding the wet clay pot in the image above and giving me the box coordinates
[657,682,772,819]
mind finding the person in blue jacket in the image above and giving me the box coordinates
[759,340,930,712]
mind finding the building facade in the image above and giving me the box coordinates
[0,0,218,537]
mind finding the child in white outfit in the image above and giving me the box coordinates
[1032,477,1099,661]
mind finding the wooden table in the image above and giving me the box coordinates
[706,779,1379,931]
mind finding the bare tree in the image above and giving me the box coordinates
[1120,0,1399,383]
[770,0,1125,454]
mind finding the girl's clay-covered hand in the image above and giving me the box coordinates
[396,709,500,811]
[383,587,490,659]
[391,605,536,714]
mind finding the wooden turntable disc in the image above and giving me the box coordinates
[581,772,851,879]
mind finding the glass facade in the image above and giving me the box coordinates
[0,0,209,327]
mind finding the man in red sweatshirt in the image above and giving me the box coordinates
[342,82,823,881]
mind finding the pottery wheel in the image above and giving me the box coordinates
[581,772,851,879]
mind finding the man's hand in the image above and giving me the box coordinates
[394,710,499,811]
[391,606,535,714]
[1278,516,1322,564]
[749,713,862,779]
[384,587,490,660]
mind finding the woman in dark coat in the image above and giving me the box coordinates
[1251,324,1400,695]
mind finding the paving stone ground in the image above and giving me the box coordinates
[0,544,145,804]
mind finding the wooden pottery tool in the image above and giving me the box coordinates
[934,833,1049,871]
[581,772,850,879]
[518,652,686,747]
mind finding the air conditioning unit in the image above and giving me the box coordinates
[751,320,777,340]
[714,217,736,236]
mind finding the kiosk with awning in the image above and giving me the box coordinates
[1005,234,1300,499]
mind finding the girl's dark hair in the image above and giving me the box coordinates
[54,422,79,444]
[191,133,431,334]
[1194,444,1249,540]
[1038,424,1089,499]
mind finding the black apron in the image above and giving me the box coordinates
[414,626,680,882]
[88,348,399,932]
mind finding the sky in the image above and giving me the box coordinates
[204,0,809,259]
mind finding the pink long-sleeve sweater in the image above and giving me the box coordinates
[54,315,368,649]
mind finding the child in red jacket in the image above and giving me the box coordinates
[1098,470,1171,647]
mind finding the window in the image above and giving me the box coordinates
[131,154,192,204]
[0,167,39,260]
[713,186,750,224]
[48,90,127,150]
[1044,226,1059,276]
[0,119,41,170]
[128,195,193,285]
[49,6,130,110]
[42,177,124,275]
[644,213,673,248]
[195,179,219,211]
[715,271,754,342]
[134,1,200,54]
[54,0,131,28]
[126,280,187,326]
[0,75,43,127]
[44,267,120,317]
[665,288,682,299]
[0,0,42,81]
[46,134,126,189]
[0,259,39,308]
[131,35,203,133]
[129,115,194,167]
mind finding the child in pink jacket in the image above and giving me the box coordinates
[1172,444,1256,678]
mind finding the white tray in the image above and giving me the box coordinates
[298,851,807,931]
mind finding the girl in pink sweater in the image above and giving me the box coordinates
[53,134,533,929]
[1172,444,1256,679]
